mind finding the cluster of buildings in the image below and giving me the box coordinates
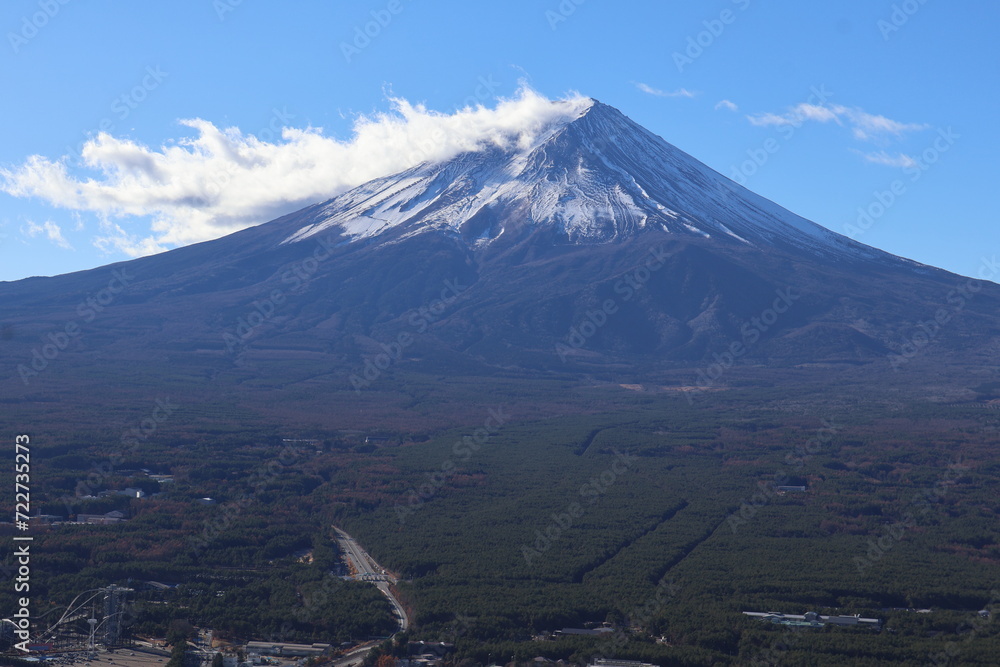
[391,642,454,667]
[208,640,459,667]
[31,509,128,525]
[743,610,881,628]
[243,642,333,659]
[193,643,333,667]
[484,659,655,667]
[587,660,658,667]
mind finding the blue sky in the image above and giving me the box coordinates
[1,0,997,281]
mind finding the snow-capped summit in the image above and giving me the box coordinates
[281,99,881,262]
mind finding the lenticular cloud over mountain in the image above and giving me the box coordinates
[0,86,590,257]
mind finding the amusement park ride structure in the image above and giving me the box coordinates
[7,585,134,651]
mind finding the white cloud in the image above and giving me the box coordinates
[0,87,591,258]
[747,103,927,141]
[715,99,739,112]
[797,103,842,123]
[844,109,929,141]
[747,102,842,127]
[746,112,795,127]
[635,82,697,98]
[21,220,73,250]
[857,150,918,168]
[92,218,167,257]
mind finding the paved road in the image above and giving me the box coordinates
[334,527,409,634]
[331,642,377,667]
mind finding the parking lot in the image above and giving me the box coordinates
[44,650,170,667]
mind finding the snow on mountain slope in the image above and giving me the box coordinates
[282,100,888,262]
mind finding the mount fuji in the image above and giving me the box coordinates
[2,98,998,405]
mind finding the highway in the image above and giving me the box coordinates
[333,527,410,635]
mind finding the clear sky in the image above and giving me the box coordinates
[1,0,997,282]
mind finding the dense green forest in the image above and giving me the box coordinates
[2,384,999,664]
